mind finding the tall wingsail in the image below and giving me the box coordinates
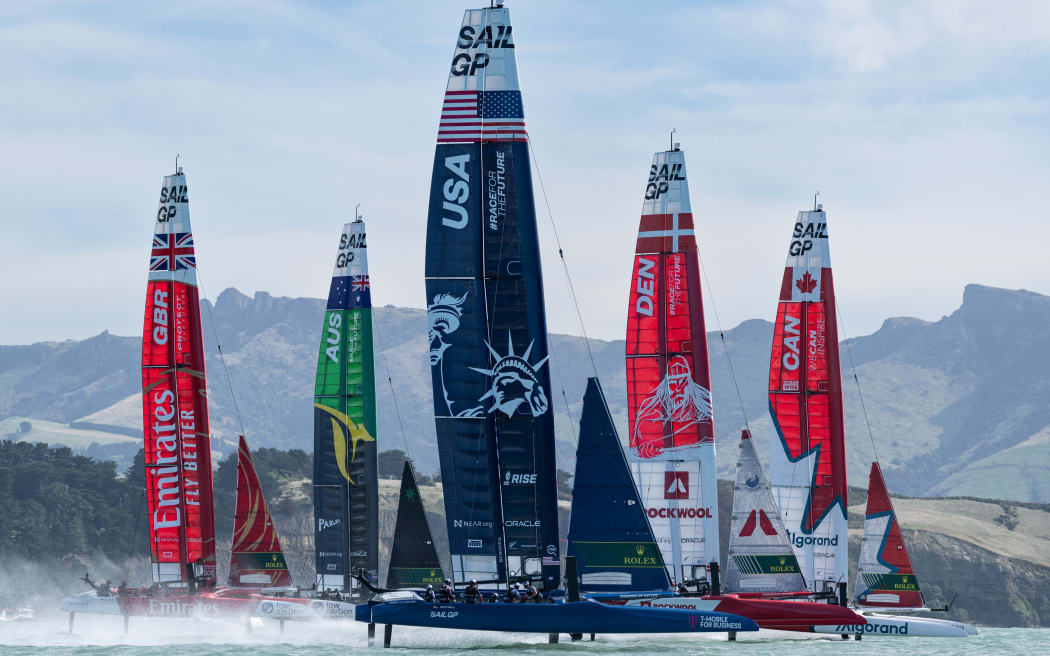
[313,219,379,594]
[386,462,446,589]
[625,146,719,585]
[855,462,924,609]
[725,430,806,593]
[141,168,217,587]
[424,5,560,590]
[567,378,670,594]
[229,435,292,588]
[766,205,848,593]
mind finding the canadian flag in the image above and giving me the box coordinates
[664,471,689,499]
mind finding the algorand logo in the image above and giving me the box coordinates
[786,530,838,549]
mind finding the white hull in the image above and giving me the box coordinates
[59,593,121,616]
[812,613,974,637]
[254,598,356,621]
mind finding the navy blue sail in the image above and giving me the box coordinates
[567,378,672,594]
[425,5,560,591]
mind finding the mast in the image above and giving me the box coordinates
[313,218,379,596]
[424,3,560,591]
[567,378,670,593]
[625,144,719,585]
[725,430,805,593]
[855,462,924,609]
[141,167,217,588]
[229,435,292,587]
[766,203,849,594]
[386,461,446,589]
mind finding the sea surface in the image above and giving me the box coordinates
[1,614,1047,656]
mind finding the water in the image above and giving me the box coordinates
[1,614,1046,656]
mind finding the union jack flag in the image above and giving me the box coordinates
[150,232,196,271]
[351,275,370,292]
[438,89,527,143]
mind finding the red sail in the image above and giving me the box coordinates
[141,170,217,586]
[855,462,924,608]
[229,435,292,588]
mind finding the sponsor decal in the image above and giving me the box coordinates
[315,403,375,484]
[745,474,760,489]
[739,509,778,537]
[664,471,689,499]
[147,598,219,617]
[430,610,461,618]
[835,623,909,635]
[467,539,483,549]
[318,517,341,532]
[505,520,539,528]
[486,150,506,231]
[782,314,801,371]
[644,162,685,200]
[632,355,712,458]
[504,470,537,485]
[647,506,711,519]
[634,257,656,317]
[789,220,828,256]
[469,335,549,417]
[786,531,839,549]
[454,519,492,528]
[450,24,513,76]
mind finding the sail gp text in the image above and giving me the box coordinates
[451,24,514,76]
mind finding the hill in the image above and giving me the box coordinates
[3,283,1050,502]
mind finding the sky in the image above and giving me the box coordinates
[2,0,1049,345]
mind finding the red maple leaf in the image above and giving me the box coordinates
[795,271,817,294]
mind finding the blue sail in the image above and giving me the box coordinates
[568,378,672,594]
[424,4,560,590]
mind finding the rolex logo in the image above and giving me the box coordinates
[635,545,645,555]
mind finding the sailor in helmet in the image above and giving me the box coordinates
[440,578,455,603]
[423,584,435,603]
[464,579,480,604]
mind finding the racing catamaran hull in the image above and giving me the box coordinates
[356,598,758,634]
[617,595,865,632]
[812,614,971,637]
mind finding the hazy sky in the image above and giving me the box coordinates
[3,0,1049,345]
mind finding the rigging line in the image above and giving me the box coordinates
[835,305,881,467]
[694,248,751,437]
[195,272,246,438]
[525,135,599,381]
[124,487,147,583]
[370,308,412,460]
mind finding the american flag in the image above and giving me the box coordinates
[438,89,527,143]
[150,232,196,271]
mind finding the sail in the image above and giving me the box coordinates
[725,430,806,593]
[229,435,292,587]
[625,147,719,585]
[567,378,670,593]
[855,462,924,608]
[386,462,446,589]
[313,220,379,594]
[140,169,217,587]
[424,5,560,590]
[766,206,848,592]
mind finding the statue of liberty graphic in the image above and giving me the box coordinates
[470,333,549,418]
[632,354,713,459]
[427,292,483,417]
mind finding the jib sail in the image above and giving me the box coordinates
[855,462,924,609]
[567,378,670,593]
[766,204,848,593]
[386,462,446,589]
[625,146,719,585]
[424,4,560,590]
[141,168,217,587]
[725,430,806,593]
[313,219,379,595]
[229,435,292,587]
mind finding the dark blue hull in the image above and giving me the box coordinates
[356,598,758,634]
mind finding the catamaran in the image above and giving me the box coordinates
[355,4,759,640]
[60,168,285,626]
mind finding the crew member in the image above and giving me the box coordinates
[506,583,522,603]
[523,580,540,603]
[676,581,689,595]
[423,584,435,602]
[440,579,455,603]
[464,580,480,604]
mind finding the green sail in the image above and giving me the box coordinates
[313,219,378,596]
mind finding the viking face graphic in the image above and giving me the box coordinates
[632,354,713,458]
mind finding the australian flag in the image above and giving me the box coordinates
[327,274,371,310]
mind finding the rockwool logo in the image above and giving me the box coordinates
[664,471,689,499]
